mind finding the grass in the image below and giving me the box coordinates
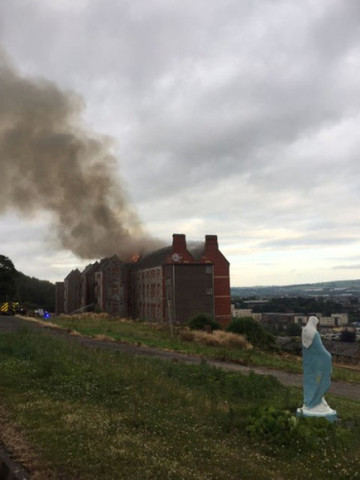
[0,329,359,479]
[48,314,360,384]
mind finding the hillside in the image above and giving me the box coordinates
[231,279,360,298]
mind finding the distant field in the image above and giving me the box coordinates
[0,329,359,479]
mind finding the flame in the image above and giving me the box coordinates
[131,254,140,263]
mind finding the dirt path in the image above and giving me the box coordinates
[1,315,360,401]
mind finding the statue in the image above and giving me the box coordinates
[296,316,337,421]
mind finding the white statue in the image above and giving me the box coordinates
[297,316,337,421]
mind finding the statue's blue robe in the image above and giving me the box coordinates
[302,331,332,409]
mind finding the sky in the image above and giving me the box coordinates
[1,0,360,287]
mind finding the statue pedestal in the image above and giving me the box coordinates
[296,400,337,422]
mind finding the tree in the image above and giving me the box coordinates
[285,322,302,337]
[226,317,276,350]
[0,254,17,300]
[15,272,55,311]
[0,255,55,310]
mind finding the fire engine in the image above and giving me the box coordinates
[0,302,16,315]
[0,302,25,315]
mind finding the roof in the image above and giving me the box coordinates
[64,269,81,281]
[97,254,125,271]
[131,246,173,270]
[81,261,99,277]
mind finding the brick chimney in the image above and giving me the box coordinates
[204,235,218,253]
[203,234,231,327]
[170,234,195,263]
[172,234,187,252]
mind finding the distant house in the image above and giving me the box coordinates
[295,314,348,327]
[231,306,261,321]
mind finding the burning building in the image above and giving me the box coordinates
[56,234,231,326]
[94,255,128,317]
[63,269,81,314]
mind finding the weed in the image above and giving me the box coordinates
[179,328,251,349]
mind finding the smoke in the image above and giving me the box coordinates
[0,48,163,260]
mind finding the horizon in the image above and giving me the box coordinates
[231,278,360,289]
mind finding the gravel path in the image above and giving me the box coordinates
[1,315,360,401]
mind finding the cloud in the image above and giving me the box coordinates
[259,236,360,249]
[1,1,360,285]
[333,264,360,270]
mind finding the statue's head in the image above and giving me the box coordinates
[302,315,319,348]
[308,315,319,328]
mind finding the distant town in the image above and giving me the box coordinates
[231,278,360,298]
[231,278,360,364]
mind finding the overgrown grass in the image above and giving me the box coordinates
[49,315,360,383]
[0,330,359,479]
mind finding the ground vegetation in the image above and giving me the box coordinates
[0,329,359,479]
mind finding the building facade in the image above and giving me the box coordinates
[80,262,99,309]
[63,269,81,314]
[94,255,128,317]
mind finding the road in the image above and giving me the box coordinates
[1,315,360,401]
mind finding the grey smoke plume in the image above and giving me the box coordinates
[0,49,163,260]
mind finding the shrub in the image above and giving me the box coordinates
[246,406,347,452]
[226,317,276,350]
[188,313,220,332]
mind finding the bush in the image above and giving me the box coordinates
[246,407,299,447]
[188,313,220,332]
[226,317,276,350]
[246,406,348,453]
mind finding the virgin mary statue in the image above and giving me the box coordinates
[297,316,337,421]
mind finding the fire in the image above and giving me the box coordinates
[131,254,140,263]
